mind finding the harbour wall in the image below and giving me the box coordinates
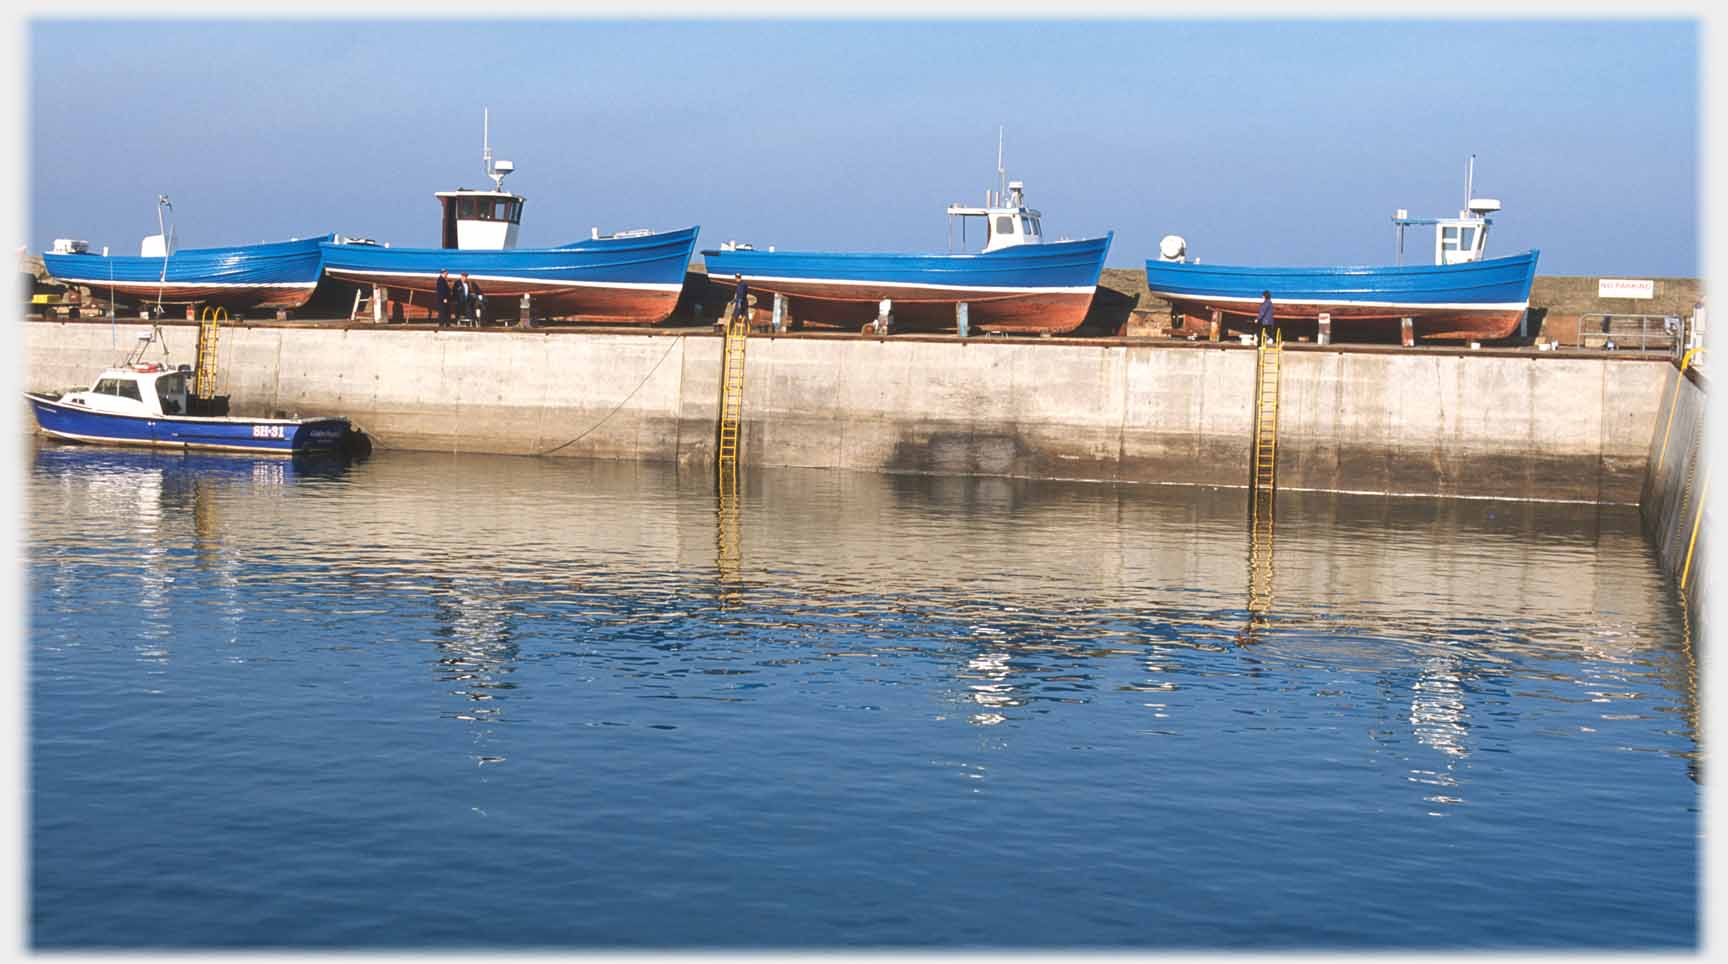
[1639,356,1709,639]
[23,319,1671,504]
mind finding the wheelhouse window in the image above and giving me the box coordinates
[94,378,122,396]
[1441,225,1461,251]
[116,380,142,402]
[994,215,1016,236]
[156,373,186,415]
[453,196,522,222]
[1023,217,1041,238]
[1458,226,1477,251]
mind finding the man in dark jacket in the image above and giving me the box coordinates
[1255,291,1275,345]
[730,273,748,325]
[436,269,452,327]
[462,273,484,325]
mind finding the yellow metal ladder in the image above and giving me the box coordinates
[1246,332,1282,619]
[716,308,749,488]
[1251,334,1283,496]
[1247,496,1276,616]
[194,307,225,400]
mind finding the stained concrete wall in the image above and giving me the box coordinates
[1277,349,1668,502]
[24,320,722,464]
[22,319,1670,503]
[1640,360,1709,640]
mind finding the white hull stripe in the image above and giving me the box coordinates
[325,268,682,292]
[50,280,315,290]
[709,273,1095,295]
[29,398,320,427]
[36,428,300,455]
[1145,289,1529,312]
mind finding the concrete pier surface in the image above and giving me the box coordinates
[23,318,1672,504]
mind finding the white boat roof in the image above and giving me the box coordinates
[434,188,524,200]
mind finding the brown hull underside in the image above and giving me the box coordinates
[712,277,1098,334]
[326,270,681,325]
[1166,298,1527,342]
[69,282,316,312]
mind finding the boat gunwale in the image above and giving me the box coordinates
[26,392,347,427]
[698,232,1113,264]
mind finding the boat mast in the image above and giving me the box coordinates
[996,126,1006,207]
[1464,154,1475,214]
[155,194,173,316]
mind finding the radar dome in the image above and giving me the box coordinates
[1158,235,1187,261]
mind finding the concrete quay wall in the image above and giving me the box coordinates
[1640,359,1709,638]
[22,320,1670,503]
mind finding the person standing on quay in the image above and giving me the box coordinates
[463,273,485,325]
[436,269,453,327]
[731,273,748,325]
[1256,291,1275,345]
[452,272,470,325]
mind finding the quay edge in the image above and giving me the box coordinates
[23,318,1671,505]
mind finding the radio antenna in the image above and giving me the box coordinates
[996,126,1006,205]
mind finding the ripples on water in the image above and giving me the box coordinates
[27,441,1698,949]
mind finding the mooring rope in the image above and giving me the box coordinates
[535,336,683,457]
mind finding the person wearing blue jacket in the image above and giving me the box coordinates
[731,274,748,324]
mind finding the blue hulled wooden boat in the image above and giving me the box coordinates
[319,227,701,325]
[316,111,699,325]
[41,233,334,313]
[701,153,1112,334]
[1143,158,1539,342]
[1143,251,1540,342]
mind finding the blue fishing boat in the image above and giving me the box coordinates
[317,111,699,325]
[40,197,333,313]
[1143,158,1540,342]
[319,228,701,325]
[25,329,351,455]
[41,234,334,313]
[701,142,1112,334]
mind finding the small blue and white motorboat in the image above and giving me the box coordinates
[25,330,352,456]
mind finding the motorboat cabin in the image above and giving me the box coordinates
[437,110,523,251]
[1393,199,1500,266]
[1392,156,1503,266]
[55,363,193,417]
[946,180,1046,253]
[437,188,522,251]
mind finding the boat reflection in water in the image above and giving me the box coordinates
[430,579,520,770]
[29,439,361,672]
[27,447,1697,782]
[26,443,1700,948]
[30,439,361,574]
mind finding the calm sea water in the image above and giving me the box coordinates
[27,441,1699,949]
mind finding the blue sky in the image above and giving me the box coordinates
[27,17,1700,276]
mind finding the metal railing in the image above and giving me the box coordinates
[1564,312,1683,353]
